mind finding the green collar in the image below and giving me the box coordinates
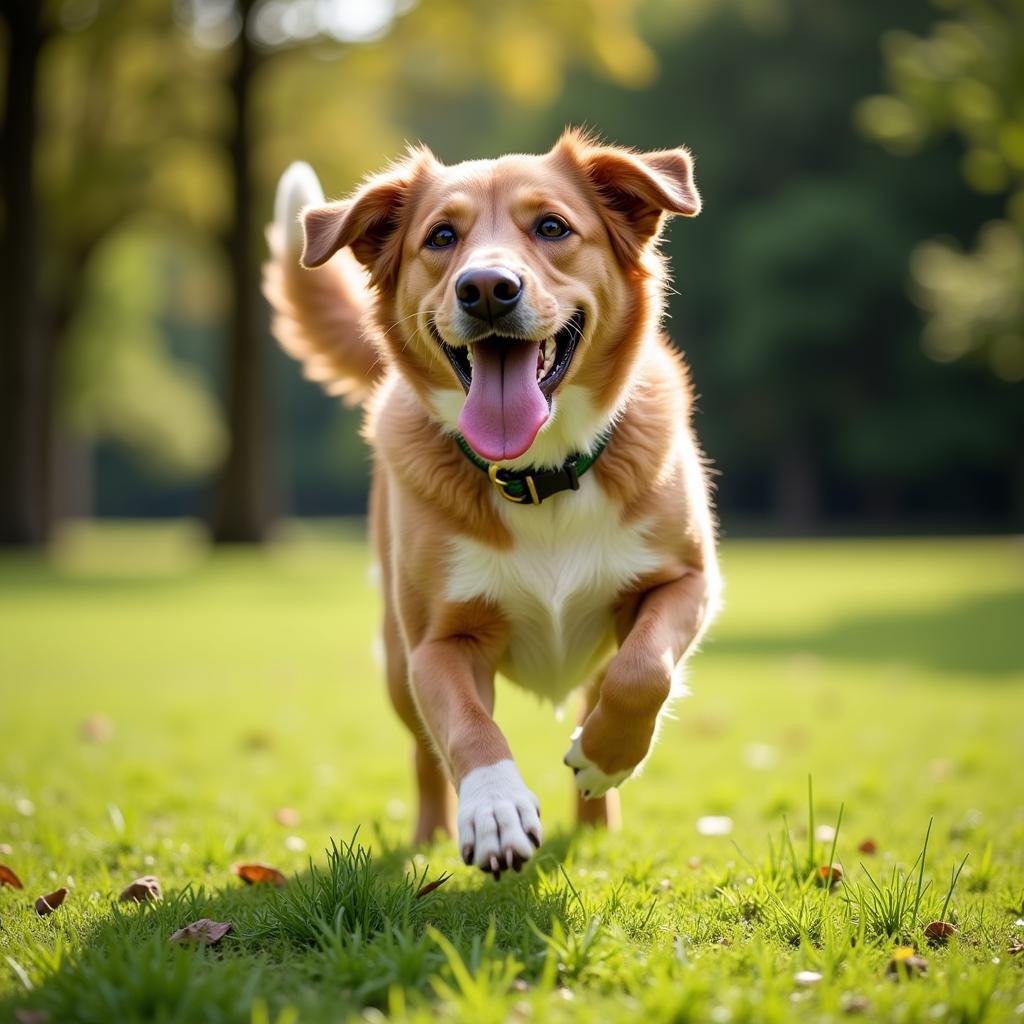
[454,430,612,506]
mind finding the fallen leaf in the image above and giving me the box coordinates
[14,1009,50,1024]
[857,839,878,854]
[34,888,67,916]
[274,807,300,828]
[415,873,451,899]
[231,863,286,887]
[886,947,927,979]
[119,875,162,903]
[241,731,273,751]
[169,919,233,946]
[0,864,24,889]
[842,994,872,1015]
[924,920,958,943]
[79,713,114,743]
[818,864,843,887]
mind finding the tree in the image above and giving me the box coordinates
[858,0,1024,385]
[0,0,47,544]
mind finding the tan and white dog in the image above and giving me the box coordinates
[263,130,721,879]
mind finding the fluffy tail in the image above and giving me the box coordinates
[262,162,383,403]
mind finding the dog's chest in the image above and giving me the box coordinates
[445,480,663,703]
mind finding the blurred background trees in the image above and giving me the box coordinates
[1,0,1020,546]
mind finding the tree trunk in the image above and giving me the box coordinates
[773,440,821,534]
[0,0,49,546]
[212,0,273,543]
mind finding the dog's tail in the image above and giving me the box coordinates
[262,162,383,404]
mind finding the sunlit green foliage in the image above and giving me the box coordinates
[858,0,1024,382]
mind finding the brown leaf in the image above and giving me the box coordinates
[34,888,67,916]
[924,920,958,943]
[79,713,114,743]
[886,947,927,979]
[231,863,287,887]
[0,864,24,890]
[169,919,233,946]
[414,873,451,899]
[14,1009,51,1024]
[274,807,300,828]
[119,875,162,903]
[818,864,843,887]
[842,994,872,1015]
[857,839,878,854]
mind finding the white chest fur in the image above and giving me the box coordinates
[444,478,664,704]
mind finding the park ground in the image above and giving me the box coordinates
[0,524,1022,1023]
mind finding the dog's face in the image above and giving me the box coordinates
[301,130,700,463]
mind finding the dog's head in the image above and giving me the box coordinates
[300,129,700,465]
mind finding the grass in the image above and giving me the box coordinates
[1,521,1022,1023]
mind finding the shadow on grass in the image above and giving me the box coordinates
[1,830,588,1024]
[714,589,1024,678]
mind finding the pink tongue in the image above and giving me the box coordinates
[458,339,549,462]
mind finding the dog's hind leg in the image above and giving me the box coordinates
[574,676,621,831]
[383,607,455,844]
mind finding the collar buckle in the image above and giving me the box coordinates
[488,464,541,505]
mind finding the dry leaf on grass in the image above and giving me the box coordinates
[818,864,843,887]
[857,839,878,854]
[169,919,233,946]
[79,713,114,743]
[0,864,24,889]
[35,888,67,916]
[414,873,451,899]
[231,863,287,887]
[924,920,958,943]
[14,1009,51,1023]
[119,876,162,903]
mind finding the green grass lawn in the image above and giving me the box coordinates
[1,523,1022,1023]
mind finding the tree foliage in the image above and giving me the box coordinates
[858,0,1024,383]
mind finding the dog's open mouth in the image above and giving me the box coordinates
[432,311,585,463]
[437,310,585,399]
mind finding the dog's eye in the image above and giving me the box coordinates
[536,216,571,240]
[425,224,457,249]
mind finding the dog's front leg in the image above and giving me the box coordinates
[565,569,715,799]
[409,638,542,877]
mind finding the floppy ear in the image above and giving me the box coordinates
[557,132,700,263]
[300,148,435,286]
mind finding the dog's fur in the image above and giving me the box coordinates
[263,130,721,877]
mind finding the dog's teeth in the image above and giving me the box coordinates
[465,346,473,366]
[535,338,557,383]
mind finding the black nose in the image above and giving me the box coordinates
[455,267,522,322]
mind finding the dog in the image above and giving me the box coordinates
[263,129,721,878]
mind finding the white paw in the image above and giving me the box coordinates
[457,760,542,878]
[564,727,633,800]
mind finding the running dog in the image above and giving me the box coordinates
[263,129,720,878]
